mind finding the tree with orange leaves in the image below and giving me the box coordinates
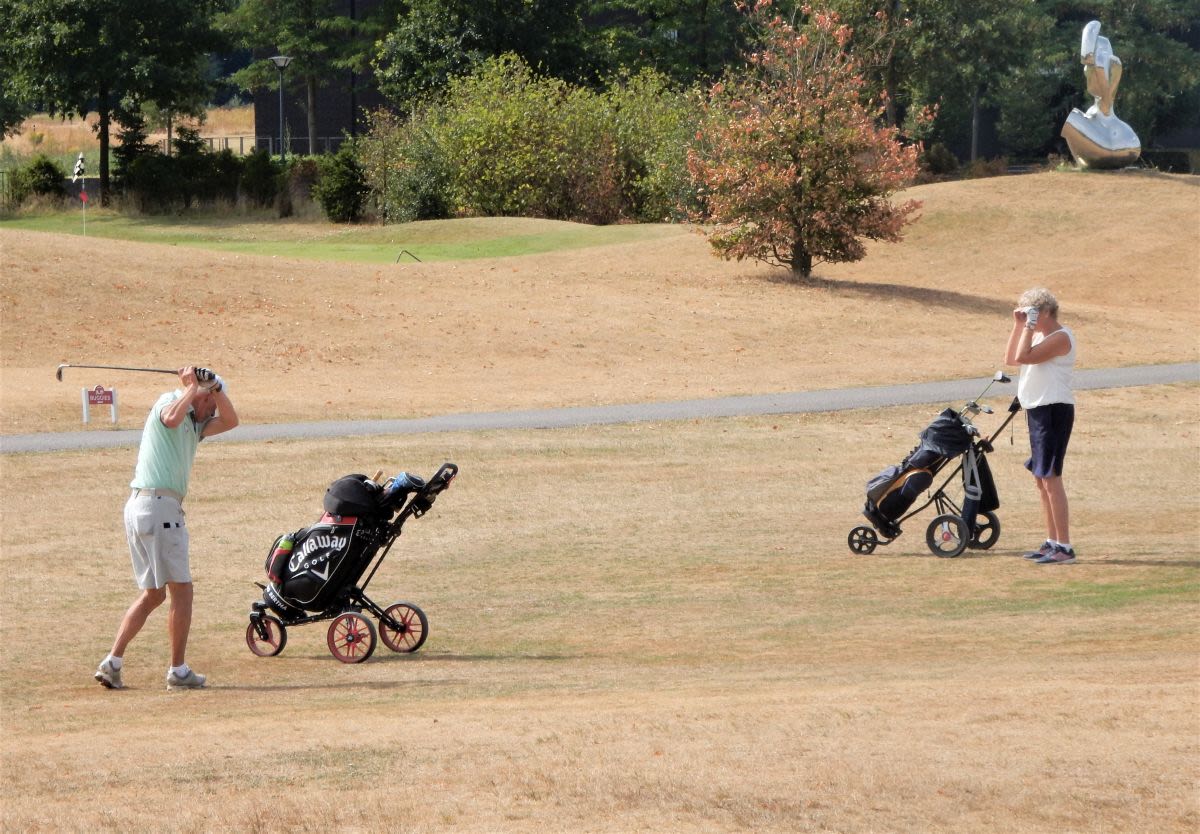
[688,2,921,279]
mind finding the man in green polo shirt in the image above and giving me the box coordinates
[94,366,240,690]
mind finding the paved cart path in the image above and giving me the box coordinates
[4,362,1196,454]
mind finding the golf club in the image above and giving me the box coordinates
[55,363,179,382]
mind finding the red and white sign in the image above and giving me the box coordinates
[87,385,114,405]
[81,385,118,424]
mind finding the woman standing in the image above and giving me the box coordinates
[1004,288,1078,564]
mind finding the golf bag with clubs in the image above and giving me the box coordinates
[246,462,457,663]
[848,373,1021,557]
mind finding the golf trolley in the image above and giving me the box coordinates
[848,372,1021,558]
[246,463,457,663]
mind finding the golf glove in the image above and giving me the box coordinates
[196,368,225,393]
[1023,306,1039,329]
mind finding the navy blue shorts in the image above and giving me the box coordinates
[1025,403,1075,478]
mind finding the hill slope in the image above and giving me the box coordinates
[1,171,1196,433]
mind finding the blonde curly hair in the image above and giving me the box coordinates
[1018,288,1059,317]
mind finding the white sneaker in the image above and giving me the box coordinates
[95,659,125,690]
[166,668,207,690]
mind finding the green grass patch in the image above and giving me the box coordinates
[0,210,683,262]
[927,576,1200,619]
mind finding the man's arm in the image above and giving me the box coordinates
[160,367,200,428]
[201,387,240,438]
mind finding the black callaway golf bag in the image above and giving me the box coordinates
[247,463,457,663]
[263,475,394,615]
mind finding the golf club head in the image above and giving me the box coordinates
[55,364,66,382]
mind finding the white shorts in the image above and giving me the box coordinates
[124,491,190,589]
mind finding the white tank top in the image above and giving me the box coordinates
[1018,327,1076,408]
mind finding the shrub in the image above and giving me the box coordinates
[606,69,700,222]
[962,157,1010,179]
[313,144,368,222]
[361,55,701,225]
[115,124,244,210]
[124,153,184,211]
[278,156,320,217]
[1141,149,1192,173]
[210,149,243,204]
[439,54,624,222]
[240,149,281,208]
[360,110,453,223]
[112,111,159,193]
[11,154,67,204]
[923,142,959,176]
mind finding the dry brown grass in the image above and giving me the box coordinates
[0,171,1198,832]
[1,171,1197,435]
[0,106,256,162]
[1,385,1197,832]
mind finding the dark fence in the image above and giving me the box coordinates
[155,135,347,156]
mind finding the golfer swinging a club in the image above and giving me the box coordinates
[95,366,239,690]
[1004,289,1078,564]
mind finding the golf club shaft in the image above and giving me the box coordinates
[56,363,178,382]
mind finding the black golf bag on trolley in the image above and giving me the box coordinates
[848,373,1019,558]
[246,463,458,663]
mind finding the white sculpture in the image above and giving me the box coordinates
[1061,21,1141,168]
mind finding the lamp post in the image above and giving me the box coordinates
[269,55,292,160]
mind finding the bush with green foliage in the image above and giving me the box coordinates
[123,153,184,211]
[277,156,321,218]
[922,142,959,176]
[360,54,700,225]
[360,110,453,223]
[115,124,244,210]
[434,55,613,221]
[240,149,281,208]
[11,154,68,204]
[606,69,699,222]
[313,143,369,222]
[112,111,159,193]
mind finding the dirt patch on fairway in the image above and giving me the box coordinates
[2,170,1197,434]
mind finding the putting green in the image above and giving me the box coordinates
[0,211,683,262]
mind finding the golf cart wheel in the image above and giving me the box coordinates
[848,526,879,555]
[327,611,377,664]
[926,514,968,558]
[246,615,287,657]
[968,511,1002,550]
[379,602,429,653]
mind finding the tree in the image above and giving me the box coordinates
[3,0,229,204]
[373,0,590,107]
[901,0,1049,161]
[225,0,345,155]
[584,0,748,84]
[688,3,920,279]
[0,14,33,139]
[224,0,406,152]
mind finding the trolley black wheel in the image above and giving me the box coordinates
[327,611,377,663]
[926,514,968,558]
[379,602,429,653]
[968,511,1001,550]
[848,526,879,555]
[246,614,287,657]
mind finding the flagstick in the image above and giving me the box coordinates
[73,151,87,236]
